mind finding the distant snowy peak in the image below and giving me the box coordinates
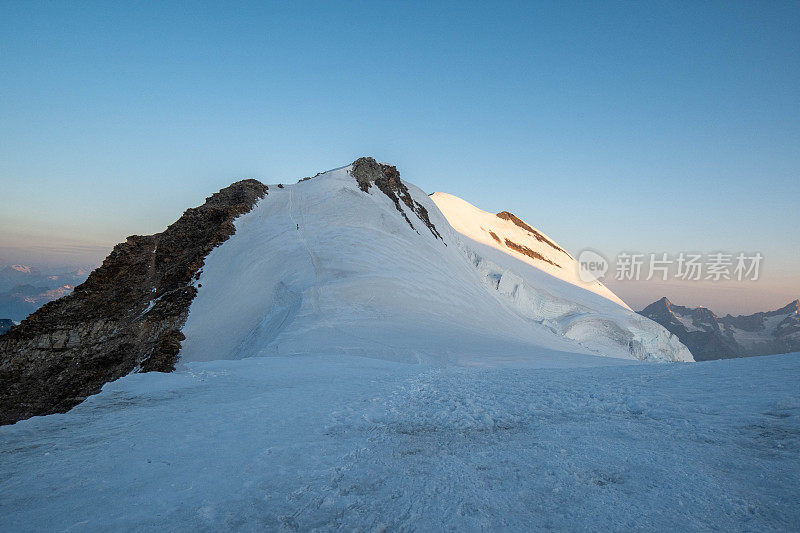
[429,192,629,309]
[640,297,800,360]
[642,297,720,331]
[761,299,800,318]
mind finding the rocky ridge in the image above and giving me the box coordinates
[496,211,569,256]
[0,179,267,425]
[351,157,444,242]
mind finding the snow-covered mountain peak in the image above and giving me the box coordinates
[2,159,692,425]
[429,192,629,309]
[766,299,800,316]
[640,297,800,360]
[180,161,690,365]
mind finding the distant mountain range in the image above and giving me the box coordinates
[0,265,90,321]
[639,297,800,360]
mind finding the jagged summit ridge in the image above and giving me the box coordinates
[0,179,268,424]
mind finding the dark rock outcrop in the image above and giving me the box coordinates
[0,179,268,425]
[639,297,800,361]
[503,239,560,268]
[351,157,444,242]
[496,211,569,256]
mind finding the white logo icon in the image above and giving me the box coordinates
[578,249,608,282]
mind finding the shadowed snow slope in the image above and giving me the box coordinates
[180,164,690,364]
[1,352,797,530]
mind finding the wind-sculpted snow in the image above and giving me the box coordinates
[2,353,798,530]
[465,247,691,361]
[180,164,690,364]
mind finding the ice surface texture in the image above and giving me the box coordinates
[1,352,797,530]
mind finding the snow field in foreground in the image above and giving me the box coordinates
[1,352,798,531]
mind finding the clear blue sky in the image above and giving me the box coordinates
[1,1,798,313]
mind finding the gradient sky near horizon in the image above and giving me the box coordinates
[1,1,798,314]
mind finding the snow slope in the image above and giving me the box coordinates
[2,352,798,531]
[179,165,691,364]
[430,192,626,307]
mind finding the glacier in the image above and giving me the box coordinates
[1,352,798,530]
[179,164,690,365]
